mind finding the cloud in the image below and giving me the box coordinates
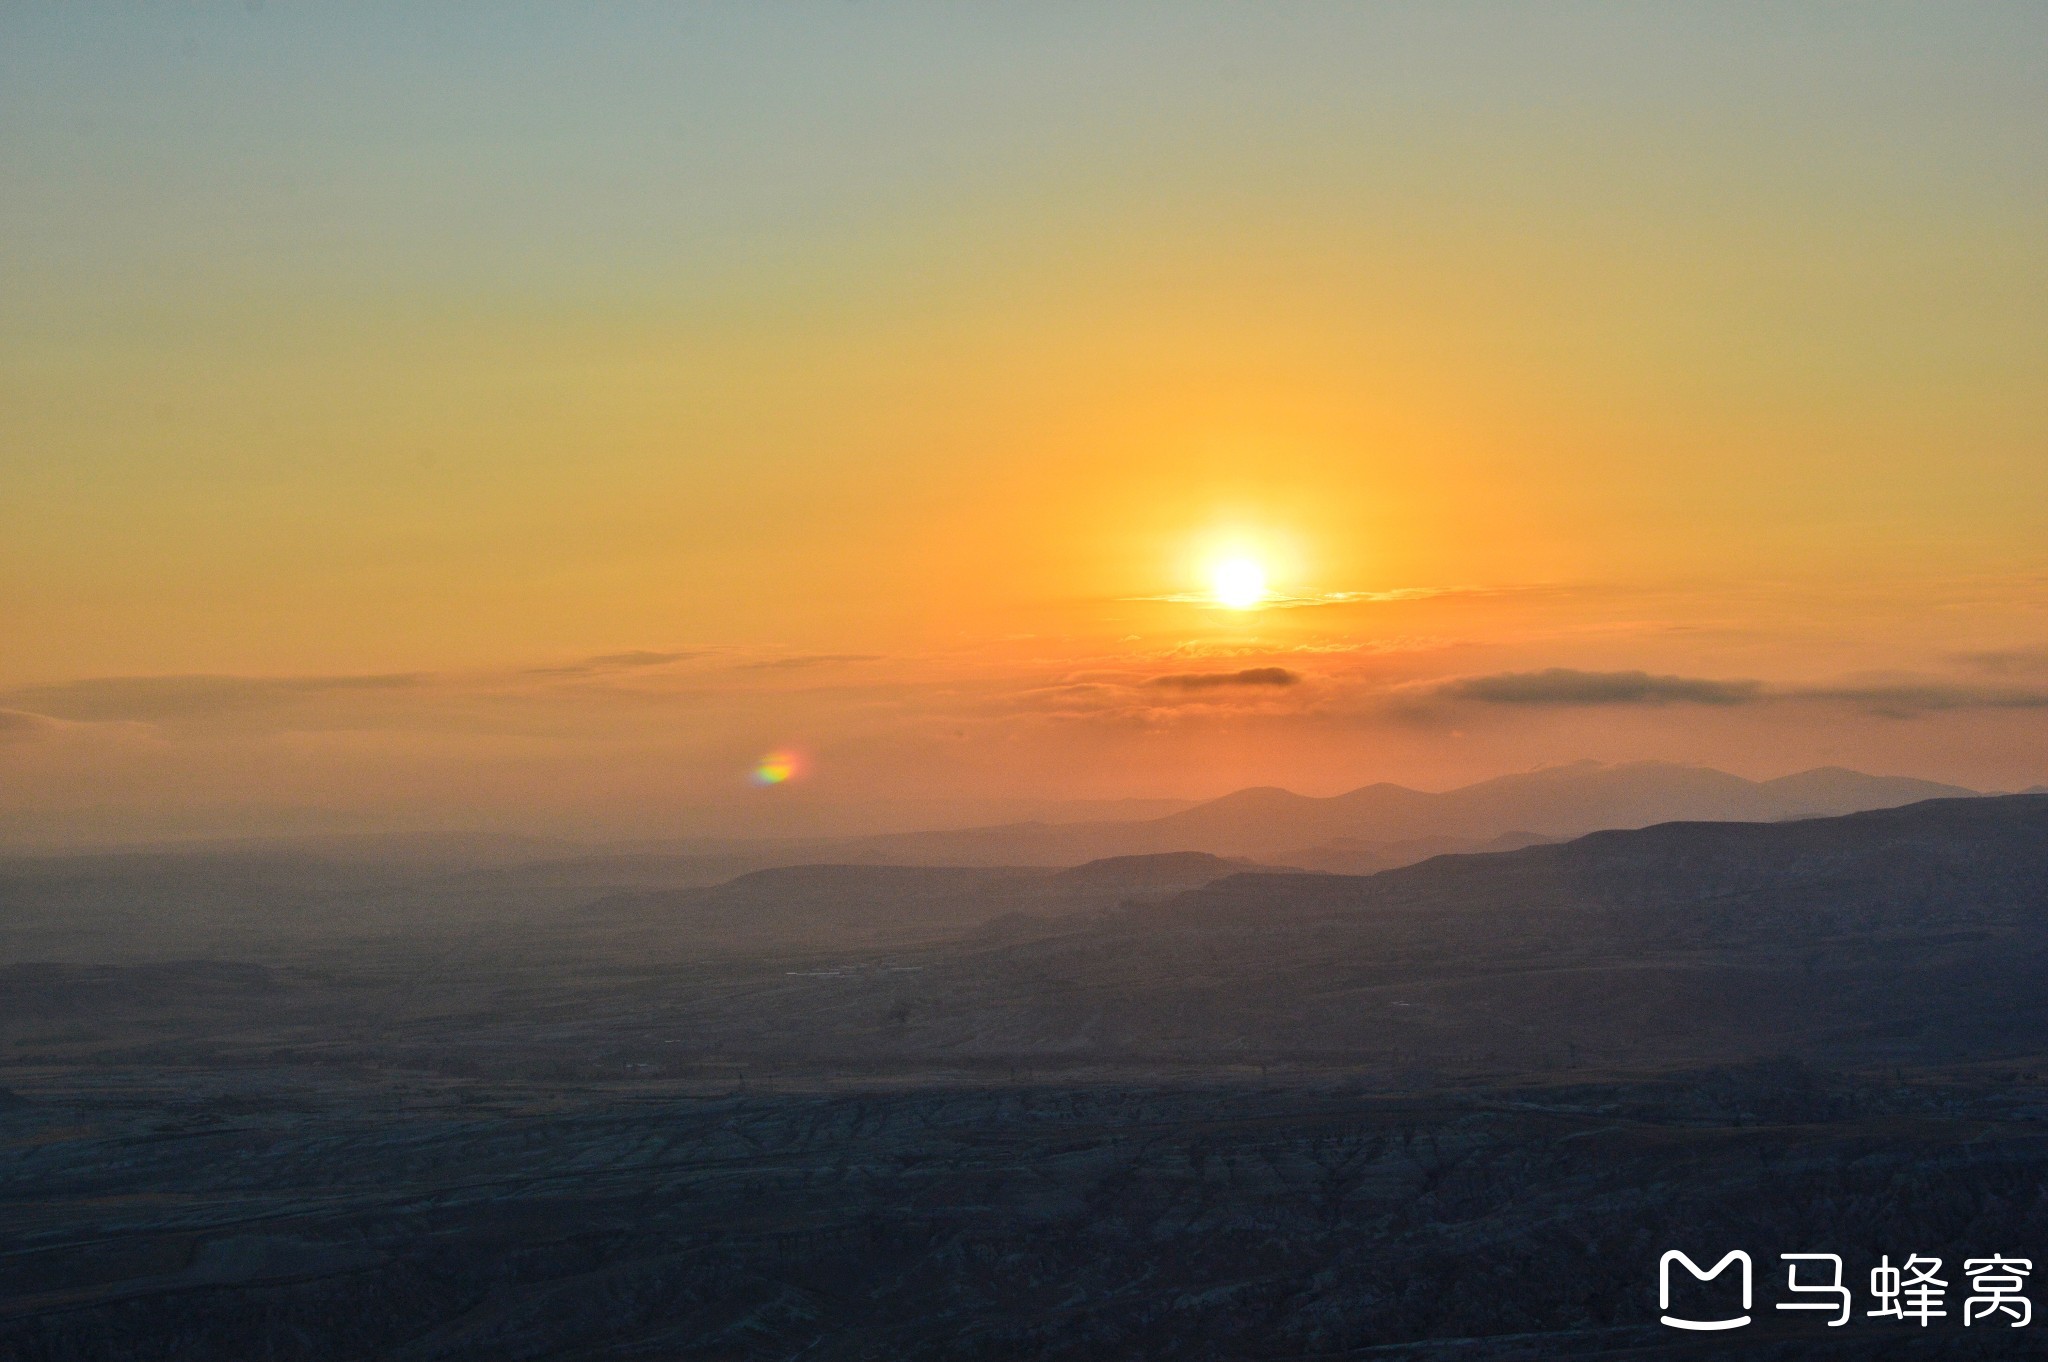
[1431,667,2048,717]
[1147,667,1302,690]
[1792,681,2048,718]
[1951,648,2048,678]
[522,650,701,677]
[734,654,885,671]
[1437,668,1764,707]
[0,673,427,724]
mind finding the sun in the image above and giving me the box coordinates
[1210,557,1269,610]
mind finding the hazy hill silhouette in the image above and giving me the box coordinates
[579,851,1275,951]
[0,765,1982,961]
[832,761,1972,868]
[850,792,2048,1069]
[1156,790,2048,942]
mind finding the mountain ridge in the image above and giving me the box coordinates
[788,792,2048,1070]
[837,761,1975,868]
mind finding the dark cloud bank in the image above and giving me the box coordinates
[1436,668,2048,716]
[1147,668,1302,691]
[1438,669,1763,707]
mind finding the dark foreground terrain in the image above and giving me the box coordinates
[5,794,2048,1358]
[12,1061,2048,1360]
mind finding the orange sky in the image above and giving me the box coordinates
[3,5,2046,846]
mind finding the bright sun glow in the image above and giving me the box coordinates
[1210,557,1269,610]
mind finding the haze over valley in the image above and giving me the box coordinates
[8,779,2048,1357]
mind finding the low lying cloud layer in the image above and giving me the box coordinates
[12,655,2048,744]
[5,640,2048,849]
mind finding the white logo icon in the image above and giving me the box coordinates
[1660,1250,1752,1331]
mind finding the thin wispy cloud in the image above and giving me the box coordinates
[522,650,703,678]
[734,654,886,671]
[0,673,428,724]
[1951,648,2048,678]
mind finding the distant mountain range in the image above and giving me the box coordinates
[0,764,1986,962]
[543,766,1989,955]
[826,762,1974,871]
[1018,790,2048,1070]
[631,791,2048,1071]
[8,788,2047,1070]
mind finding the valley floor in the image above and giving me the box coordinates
[7,1057,2048,1359]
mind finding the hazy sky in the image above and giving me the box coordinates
[4,3,2046,845]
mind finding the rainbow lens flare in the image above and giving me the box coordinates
[752,750,800,785]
